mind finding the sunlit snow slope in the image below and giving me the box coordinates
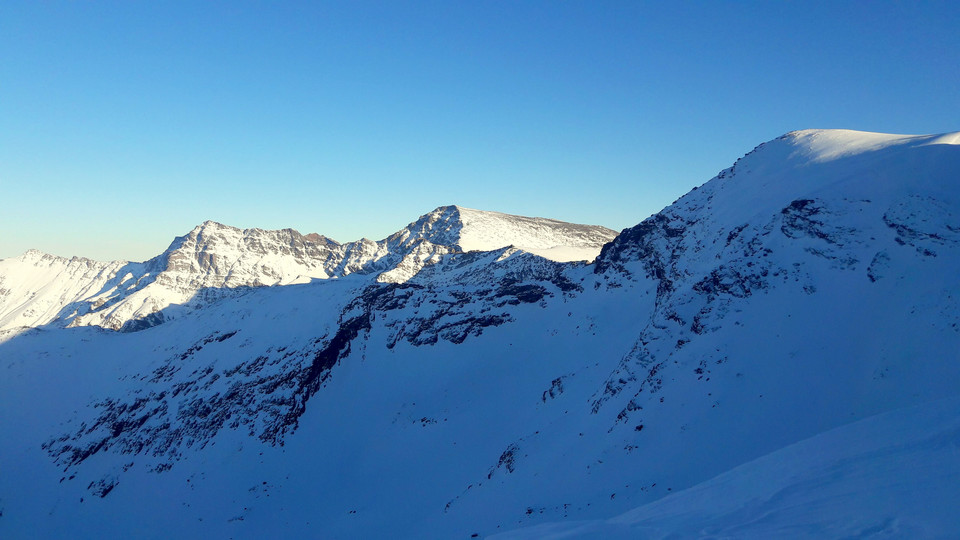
[0,129,957,539]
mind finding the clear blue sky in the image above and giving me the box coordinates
[2,1,958,261]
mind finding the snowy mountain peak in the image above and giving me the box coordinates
[782,128,960,163]
[8,248,51,263]
[390,205,464,249]
[595,125,960,292]
[397,204,619,262]
[18,248,46,259]
[194,219,228,231]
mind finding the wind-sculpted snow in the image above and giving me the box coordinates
[1,129,959,538]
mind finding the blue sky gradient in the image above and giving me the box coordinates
[2,1,958,261]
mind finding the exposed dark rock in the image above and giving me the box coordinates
[87,476,117,498]
[488,443,519,479]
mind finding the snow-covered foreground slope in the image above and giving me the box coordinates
[0,129,958,538]
[0,206,615,332]
[494,396,960,539]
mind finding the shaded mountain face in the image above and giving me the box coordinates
[0,206,616,331]
[1,129,958,538]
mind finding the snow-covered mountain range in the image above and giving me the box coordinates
[1,129,958,538]
[0,206,616,332]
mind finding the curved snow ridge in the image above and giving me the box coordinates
[927,131,960,146]
[453,205,618,258]
[785,128,960,163]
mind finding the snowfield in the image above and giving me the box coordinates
[494,396,960,539]
[0,129,958,538]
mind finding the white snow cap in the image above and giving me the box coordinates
[786,128,960,162]
[419,205,618,262]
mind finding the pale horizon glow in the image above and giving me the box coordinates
[1,1,958,261]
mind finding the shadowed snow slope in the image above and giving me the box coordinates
[493,396,960,539]
[0,129,957,538]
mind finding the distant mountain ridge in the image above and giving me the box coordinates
[0,206,616,331]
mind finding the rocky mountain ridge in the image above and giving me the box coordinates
[0,206,616,332]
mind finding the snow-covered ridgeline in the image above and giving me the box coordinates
[0,206,616,332]
[0,250,144,333]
